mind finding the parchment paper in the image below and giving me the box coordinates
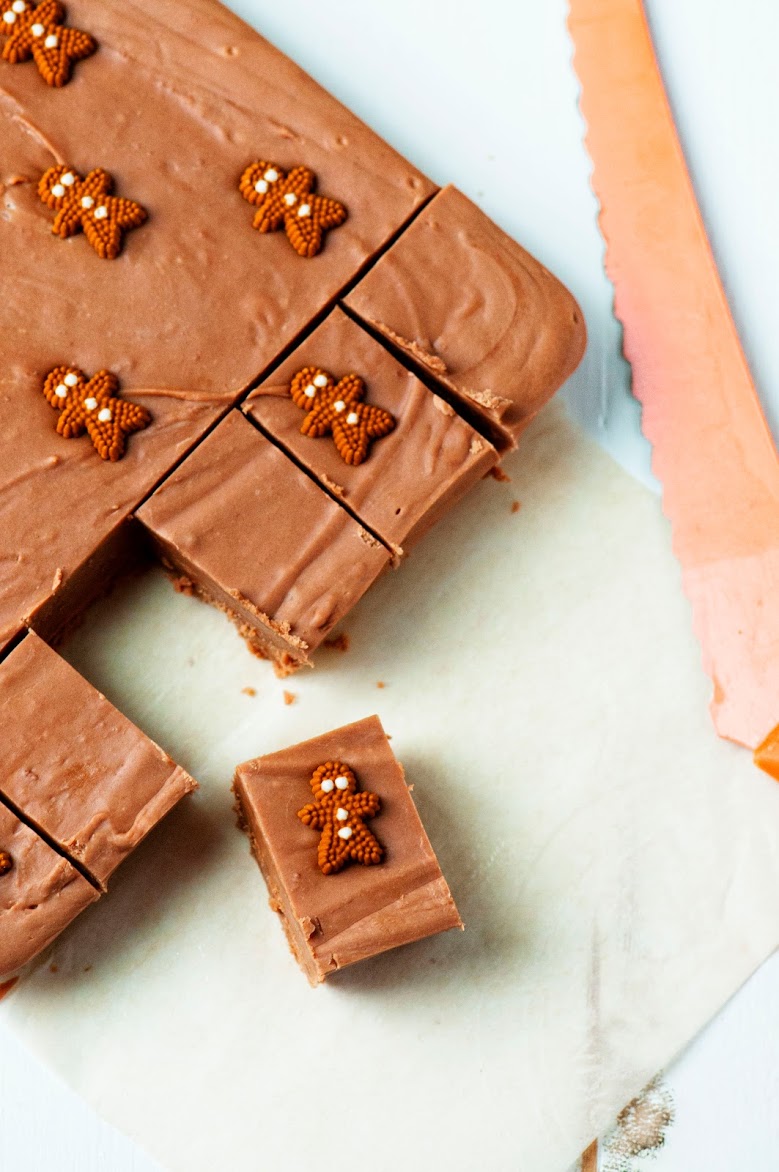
[4,404,779,1172]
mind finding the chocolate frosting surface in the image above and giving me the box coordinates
[0,801,99,979]
[0,0,433,650]
[234,715,462,984]
[137,411,390,662]
[345,186,587,445]
[245,308,498,557]
[0,633,197,888]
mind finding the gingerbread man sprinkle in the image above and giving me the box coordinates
[239,162,347,258]
[297,762,384,876]
[0,0,95,86]
[38,165,147,259]
[42,366,151,461]
[0,852,13,877]
[290,366,395,465]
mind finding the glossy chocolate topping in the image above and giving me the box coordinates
[234,715,462,984]
[245,308,498,559]
[345,186,587,447]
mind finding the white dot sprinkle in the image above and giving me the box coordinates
[336,808,348,821]
[97,407,112,422]
[313,374,328,388]
[61,172,75,186]
[263,168,279,182]
[31,22,44,36]
[64,372,79,387]
[283,192,297,206]
[337,827,352,840]
[81,195,94,209]
[94,206,108,220]
[320,778,334,793]
[51,183,65,198]
[304,384,316,399]
[55,384,67,398]
[346,412,359,425]
[335,776,349,790]
[254,179,268,195]
[83,397,98,411]
[12,2,26,13]
[298,204,311,218]
[1,10,14,22]
[44,33,57,48]
[333,401,345,413]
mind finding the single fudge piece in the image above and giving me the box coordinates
[344,185,587,448]
[0,0,433,653]
[0,802,99,980]
[0,632,197,890]
[137,412,390,674]
[233,715,462,984]
[244,308,499,560]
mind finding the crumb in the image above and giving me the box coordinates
[511,500,521,514]
[52,567,63,591]
[324,632,350,653]
[83,965,92,973]
[376,681,386,689]
[489,466,511,483]
[242,686,257,697]
[49,963,58,973]
[283,690,297,706]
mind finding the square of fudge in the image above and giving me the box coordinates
[244,308,498,560]
[137,412,390,674]
[0,633,197,891]
[233,715,462,984]
[344,185,587,448]
[0,802,99,980]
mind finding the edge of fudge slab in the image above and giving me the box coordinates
[0,802,100,980]
[243,307,499,562]
[0,632,198,891]
[343,185,587,449]
[233,715,463,985]
[136,411,390,675]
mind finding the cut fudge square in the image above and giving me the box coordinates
[0,802,99,980]
[244,308,499,560]
[0,632,197,891]
[344,185,587,448]
[233,715,463,985]
[137,411,390,674]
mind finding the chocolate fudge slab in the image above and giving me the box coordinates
[136,412,390,673]
[344,185,587,448]
[233,715,462,985]
[0,802,99,980]
[244,308,499,560]
[0,632,197,889]
[0,0,433,651]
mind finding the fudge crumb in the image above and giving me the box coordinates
[242,686,257,697]
[376,681,386,689]
[52,567,64,591]
[511,500,521,514]
[489,466,511,483]
[283,690,297,706]
[49,963,59,974]
[324,632,350,653]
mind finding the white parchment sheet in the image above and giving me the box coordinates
[3,403,779,1172]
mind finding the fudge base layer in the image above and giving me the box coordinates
[233,715,462,985]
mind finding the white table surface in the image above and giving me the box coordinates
[3,0,779,1168]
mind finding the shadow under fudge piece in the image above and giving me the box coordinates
[0,802,100,980]
[233,714,462,985]
[344,186,587,449]
[0,632,197,891]
[244,307,499,562]
[136,412,390,675]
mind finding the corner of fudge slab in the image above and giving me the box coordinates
[343,185,587,449]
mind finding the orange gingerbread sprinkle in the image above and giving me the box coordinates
[0,851,13,876]
[0,0,95,86]
[297,761,384,876]
[290,365,395,465]
[239,161,347,257]
[42,365,151,461]
[38,165,147,259]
